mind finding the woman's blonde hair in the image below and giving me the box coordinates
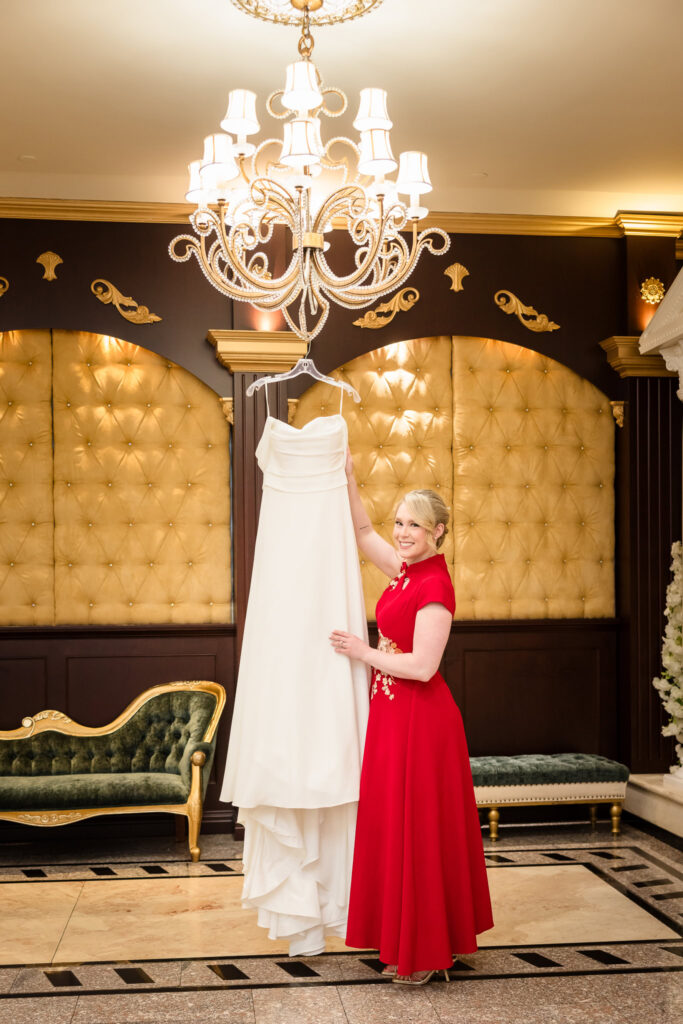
[397,489,450,550]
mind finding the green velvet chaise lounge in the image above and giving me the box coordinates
[0,681,225,861]
[470,753,630,840]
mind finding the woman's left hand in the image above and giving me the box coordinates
[330,630,367,661]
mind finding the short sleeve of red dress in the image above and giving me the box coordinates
[414,565,456,616]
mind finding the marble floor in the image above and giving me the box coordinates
[0,816,680,1023]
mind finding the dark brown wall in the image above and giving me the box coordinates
[0,215,680,847]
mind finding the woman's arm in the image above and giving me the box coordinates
[330,602,452,682]
[346,449,401,578]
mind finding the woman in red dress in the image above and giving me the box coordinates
[330,462,493,985]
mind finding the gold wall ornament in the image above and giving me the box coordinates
[353,288,420,329]
[494,290,560,333]
[0,277,8,297]
[444,262,469,292]
[287,398,299,424]
[220,397,234,426]
[640,276,665,305]
[36,251,63,281]
[610,400,625,428]
[90,279,162,325]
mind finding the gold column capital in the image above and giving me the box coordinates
[207,330,308,373]
[615,211,683,237]
[599,335,677,378]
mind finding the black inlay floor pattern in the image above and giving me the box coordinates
[579,949,630,965]
[2,836,681,998]
[44,970,81,988]
[276,960,320,978]
[115,967,153,984]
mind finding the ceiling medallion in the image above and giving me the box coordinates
[171,0,448,344]
[229,0,383,26]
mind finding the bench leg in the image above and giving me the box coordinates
[488,807,500,842]
[610,802,622,836]
[589,804,598,828]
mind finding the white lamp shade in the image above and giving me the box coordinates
[186,160,211,205]
[199,133,239,195]
[280,118,324,169]
[396,151,432,195]
[358,128,397,177]
[353,88,392,131]
[282,61,323,113]
[220,89,259,136]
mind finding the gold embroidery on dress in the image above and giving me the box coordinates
[371,630,404,701]
[388,565,410,591]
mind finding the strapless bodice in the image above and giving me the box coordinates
[256,415,348,493]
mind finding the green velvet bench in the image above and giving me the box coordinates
[470,753,630,840]
[0,681,225,861]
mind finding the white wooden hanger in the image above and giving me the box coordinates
[246,358,361,402]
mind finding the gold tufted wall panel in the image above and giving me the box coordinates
[452,338,614,619]
[295,335,614,621]
[292,337,455,615]
[51,331,231,624]
[0,330,55,624]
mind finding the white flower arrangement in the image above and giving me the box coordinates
[652,540,683,771]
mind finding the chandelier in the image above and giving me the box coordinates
[170,0,449,344]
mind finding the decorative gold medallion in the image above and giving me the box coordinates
[353,287,419,329]
[640,277,665,305]
[0,277,8,298]
[36,251,63,281]
[445,262,469,292]
[91,279,162,324]
[494,290,560,333]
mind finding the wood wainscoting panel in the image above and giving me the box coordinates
[443,621,619,759]
[0,657,50,730]
[0,625,236,828]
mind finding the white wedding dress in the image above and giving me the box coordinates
[220,409,369,956]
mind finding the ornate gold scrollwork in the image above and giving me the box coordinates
[494,290,560,333]
[610,401,625,428]
[36,251,63,281]
[0,277,8,297]
[17,811,83,825]
[21,710,72,738]
[91,279,162,324]
[445,262,469,292]
[219,398,234,426]
[353,287,419,329]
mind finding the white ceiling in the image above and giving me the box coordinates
[2,0,682,217]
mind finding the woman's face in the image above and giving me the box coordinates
[393,502,438,564]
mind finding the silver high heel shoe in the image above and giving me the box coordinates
[392,967,450,986]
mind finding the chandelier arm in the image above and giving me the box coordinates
[211,197,301,296]
[313,228,450,307]
[205,226,301,304]
[321,136,361,185]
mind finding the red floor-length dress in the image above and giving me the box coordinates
[346,553,493,975]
